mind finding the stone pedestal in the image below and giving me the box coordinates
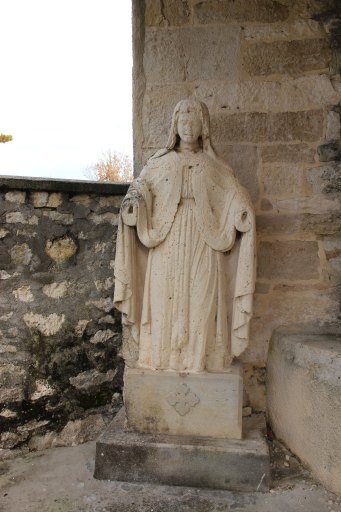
[124,365,243,439]
[94,409,270,492]
[95,364,271,491]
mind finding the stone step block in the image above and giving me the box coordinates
[267,332,341,495]
[94,409,270,492]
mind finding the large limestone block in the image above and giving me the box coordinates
[124,366,243,439]
[194,75,338,113]
[258,240,320,280]
[144,26,240,84]
[243,20,324,43]
[94,409,270,492]
[243,39,331,76]
[145,0,190,27]
[260,143,316,163]
[215,144,259,201]
[262,164,305,196]
[247,291,338,364]
[267,196,340,215]
[267,333,341,495]
[193,0,289,23]
[256,212,341,237]
[211,110,323,144]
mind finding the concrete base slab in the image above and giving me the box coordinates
[94,408,270,492]
[124,365,243,439]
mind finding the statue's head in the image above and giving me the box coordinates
[166,98,211,151]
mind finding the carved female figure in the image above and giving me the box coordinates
[114,99,255,373]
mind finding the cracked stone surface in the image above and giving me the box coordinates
[0,438,340,512]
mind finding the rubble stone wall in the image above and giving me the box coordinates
[0,177,128,452]
[133,0,341,410]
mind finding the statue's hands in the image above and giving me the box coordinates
[122,199,138,226]
[121,187,144,227]
[234,208,253,232]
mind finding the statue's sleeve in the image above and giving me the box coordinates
[113,179,150,338]
[114,214,146,326]
[231,195,256,358]
[113,171,167,345]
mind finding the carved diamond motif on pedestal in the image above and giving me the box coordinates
[166,382,200,416]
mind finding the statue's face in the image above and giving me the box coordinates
[177,111,202,143]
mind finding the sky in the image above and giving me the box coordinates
[0,0,133,180]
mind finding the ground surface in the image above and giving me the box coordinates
[0,439,340,512]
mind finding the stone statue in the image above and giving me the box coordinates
[96,101,268,485]
[114,99,256,373]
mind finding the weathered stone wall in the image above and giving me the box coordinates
[133,0,341,410]
[0,177,128,452]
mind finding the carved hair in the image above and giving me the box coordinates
[166,98,212,151]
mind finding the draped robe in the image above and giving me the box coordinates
[114,149,256,372]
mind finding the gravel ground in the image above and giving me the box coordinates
[0,438,340,512]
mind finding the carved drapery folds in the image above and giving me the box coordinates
[114,99,256,373]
